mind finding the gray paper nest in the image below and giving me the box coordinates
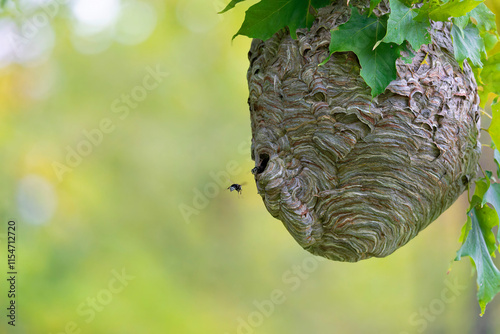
[247,0,481,261]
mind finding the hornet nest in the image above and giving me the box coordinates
[248,0,481,261]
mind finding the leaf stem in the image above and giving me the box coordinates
[479,163,487,178]
[482,110,493,119]
[467,181,470,203]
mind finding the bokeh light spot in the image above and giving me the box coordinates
[16,174,58,225]
[115,1,157,46]
[71,0,121,31]
[176,0,221,33]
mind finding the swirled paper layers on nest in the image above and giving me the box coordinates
[248,1,481,262]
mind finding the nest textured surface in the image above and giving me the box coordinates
[248,1,481,261]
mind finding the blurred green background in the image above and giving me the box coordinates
[1,0,500,333]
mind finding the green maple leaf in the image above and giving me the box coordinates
[454,13,471,30]
[400,43,416,64]
[329,8,401,96]
[470,6,498,55]
[369,0,382,15]
[492,183,500,245]
[414,0,484,22]
[482,31,499,52]
[456,205,500,315]
[233,0,331,40]
[219,0,246,13]
[489,100,500,151]
[413,0,436,21]
[453,3,498,54]
[451,23,485,67]
[430,0,484,21]
[456,3,497,32]
[481,55,500,97]
[475,203,499,256]
[471,3,497,32]
[307,0,331,26]
[474,176,490,202]
[381,0,431,51]
[484,183,500,236]
[494,149,500,180]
